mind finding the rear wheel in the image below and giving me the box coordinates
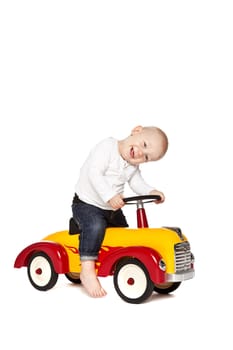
[154,282,181,294]
[65,272,81,284]
[27,251,58,291]
[113,258,154,304]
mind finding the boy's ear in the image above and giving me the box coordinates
[131,125,143,135]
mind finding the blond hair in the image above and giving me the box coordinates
[142,126,169,157]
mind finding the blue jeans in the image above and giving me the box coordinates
[72,197,128,261]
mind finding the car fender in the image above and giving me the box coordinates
[14,241,69,274]
[97,246,165,284]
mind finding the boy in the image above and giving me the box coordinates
[72,125,168,297]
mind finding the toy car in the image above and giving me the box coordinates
[14,195,195,304]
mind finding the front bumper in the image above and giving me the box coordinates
[166,269,195,282]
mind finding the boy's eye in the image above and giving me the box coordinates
[144,142,148,161]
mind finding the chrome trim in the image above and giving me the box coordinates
[166,270,195,282]
[136,200,144,209]
[175,242,192,272]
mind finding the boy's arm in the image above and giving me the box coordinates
[148,189,165,203]
[128,168,165,203]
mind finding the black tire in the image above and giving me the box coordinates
[27,251,58,291]
[154,282,181,294]
[113,258,154,304]
[65,272,81,284]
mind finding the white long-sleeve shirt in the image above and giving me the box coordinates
[75,137,154,210]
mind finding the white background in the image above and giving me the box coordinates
[1,1,232,349]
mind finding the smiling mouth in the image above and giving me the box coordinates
[130,147,134,158]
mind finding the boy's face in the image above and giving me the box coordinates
[120,129,166,166]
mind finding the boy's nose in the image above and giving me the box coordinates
[135,147,143,158]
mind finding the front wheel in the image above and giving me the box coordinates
[27,251,58,291]
[113,258,154,304]
[154,282,181,294]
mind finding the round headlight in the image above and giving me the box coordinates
[159,259,166,271]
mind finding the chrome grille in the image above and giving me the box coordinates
[174,242,192,272]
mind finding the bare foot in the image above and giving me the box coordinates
[80,260,107,298]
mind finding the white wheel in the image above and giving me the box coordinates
[113,258,154,303]
[27,252,58,290]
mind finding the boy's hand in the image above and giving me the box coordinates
[149,190,165,204]
[108,194,125,210]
